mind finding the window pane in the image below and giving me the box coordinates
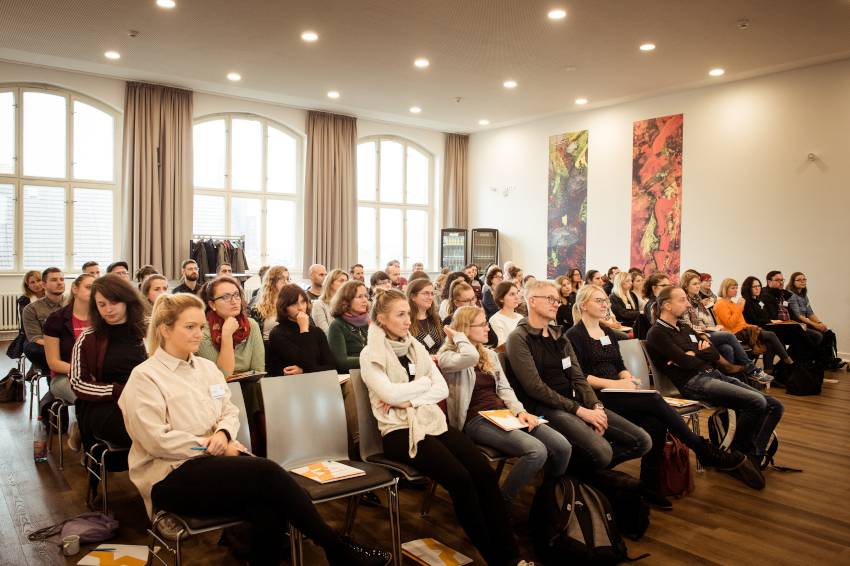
[73,188,113,268]
[406,209,427,270]
[73,101,114,182]
[0,92,14,174]
[23,92,66,178]
[230,197,261,269]
[357,141,376,201]
[357,206,376,269]
[0,184,14,269]
[267,127,296,194]
[407,147,428,205]
[267,199,296,267]
[193,119,226,188]
[379,208,403,267]
[23,185,65,267]
[379,140,403,203]
[231,119,262,191]
[193,194,225,238]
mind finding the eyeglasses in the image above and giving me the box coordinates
[772,278,784,283]
[469,322,489,328]
[530,295,559,305]
[456,298,476,305]
[213,292,241,303]
[591,298,610,306]
[751,284,762,289]
[418,291,435,297]
[795,278,807,282]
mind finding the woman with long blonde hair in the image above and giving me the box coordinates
[251,265,290,339]
[439,306,570,512]
[311,268,349,334]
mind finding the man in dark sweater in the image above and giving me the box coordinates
[645,287,783,489]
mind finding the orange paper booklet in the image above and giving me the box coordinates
[479,409,547,431]
[401,538,473,566]
[78,544,148,565]
[663,396,700,408]
[291,461,365,484]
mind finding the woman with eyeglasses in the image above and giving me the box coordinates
[642,272,671,324]
[266,284,336,376]
[438,271,472,319]
[444,280,499,348]
[407,278,445,355]
[566,285,745,508]
[741,276,816,364]
[786,272,845,369]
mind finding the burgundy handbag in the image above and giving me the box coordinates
[658,432,694,498]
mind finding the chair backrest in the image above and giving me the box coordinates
[641,341,683,397]
[619,339,652,389]
[350,369,383,461]
[227,382,252,453]
[260,370,347,469]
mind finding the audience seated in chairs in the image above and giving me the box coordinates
[70,274,147,452]
[786,271,845,370]
[22,267,66,372]
[489,281,524,349]
[439,306,571,513]
[565,285,745,506]
[713,278,793,374]
[359,289,526,566]
[644,286,784,489]
[119,293,390,566]
[266,284,336,376]
[249,265,289,340]
[505,280,651,472]
[141,274,168,306]
[642,272,671,325]
[554,275,575,329]
[609,271,643,338]
[172,259,202,296]
[741,276,816,363]
[406,278,445,355]
[311,268,350,334]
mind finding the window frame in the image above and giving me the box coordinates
[357,135,434,271]
[0,83,121,273]
[192,112,304,272]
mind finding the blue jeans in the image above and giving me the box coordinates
[464,416,572,502]
[540,407,652,470]
[708,330,755,371]
[681,369,784,457]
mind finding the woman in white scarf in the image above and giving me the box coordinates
[359,289,527,566]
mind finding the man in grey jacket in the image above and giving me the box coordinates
[505,279,651,470]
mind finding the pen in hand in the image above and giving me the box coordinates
[191,446,207,451]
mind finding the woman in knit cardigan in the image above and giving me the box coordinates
[359,289,525,566]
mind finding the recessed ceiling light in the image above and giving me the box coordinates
[156,0,176,8]
[409,106,422,114]
[478,119,490,126]
[226,72,241,81]
[414,58,430,68]
[639,43,656,52]
[709,68,725,77]
[301,30,318,42]
[503,80,517,89]
[327,90,340,99]
[548,9,567,20]
[104,51,121,60]
[575,98,588,105]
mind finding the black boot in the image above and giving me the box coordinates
[694,438,745,471]
[327,536,391,566]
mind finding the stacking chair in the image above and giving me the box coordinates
[619,339,652,389]
[84,437,129,514]
[262,371,401,566]
[46,398,71,469]
[146,382,252,566]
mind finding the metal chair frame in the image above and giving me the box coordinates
[46,398,70,469]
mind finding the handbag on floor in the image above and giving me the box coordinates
[775,360,823,396]
[6,332,27,360]
[28,512,118,544]
[658,433,694,498]
[0,368,24,402]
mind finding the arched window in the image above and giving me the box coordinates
[0,85,120,271]
[192,114,301,270]
[356,136,433,270]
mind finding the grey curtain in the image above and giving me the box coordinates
[302,111,357,273]
[442,133,469,229]
[121,82,193,279]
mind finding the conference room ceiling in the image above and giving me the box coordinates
[1,0,849,132]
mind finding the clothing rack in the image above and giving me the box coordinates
[191,234,245,243]
[189,234,250,277]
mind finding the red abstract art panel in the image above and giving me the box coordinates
[630,114,683,282]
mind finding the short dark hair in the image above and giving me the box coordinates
[135,265,158,283]
[607,266,619,278]
[766,270,782,282]
[370,270,390,287]
[41,267,62,282]
[89,274,148,339]
[350,263,364,272]
[644,271,669,299]
[107,261,129,273]
[276,283,311,320]
[584,270,599,284]
[408,270,430,283]
[81,261,99,270]
[485,266,503,287]
[493,281,517,308]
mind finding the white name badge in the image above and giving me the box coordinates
[561,357,572,370]
[759,301,765,308]
[689,334,699,343]
[600,335,612,346]
[423,335,436,348]
[408,363,416,376]
[209,384,225,399]
[782,301,789,307]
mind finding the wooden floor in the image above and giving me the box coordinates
[1,345,848,565]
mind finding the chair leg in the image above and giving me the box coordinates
[494,459,507,481]
[343,494,360,536]
[289,527,303,566]
[387,481,402,566]
[175,532,183,566]
[690,415,704,473]
[56,404,64,470]
[420,480,438,518]
[100,450,109,515]
[46,402,56,454]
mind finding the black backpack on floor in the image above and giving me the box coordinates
[707,408,800,472]
[530,475,648,565]
[776,361,823,396]
[581,469,651,540]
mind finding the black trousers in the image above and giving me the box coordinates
[76,400,132,449]
[383,427,519,566]
[152,456,344,566]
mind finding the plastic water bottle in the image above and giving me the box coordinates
[33,417,47,463]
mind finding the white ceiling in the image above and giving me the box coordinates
[1,0,849,132]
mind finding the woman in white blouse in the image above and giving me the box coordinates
[120,293,389,566]
[488,281,524,348]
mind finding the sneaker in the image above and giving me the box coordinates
[724,458,765,490]
[331,536,391,566]
[695,439,745,471]
[748,368,774,384]
[156,516,184,542]
[67,421,81,452]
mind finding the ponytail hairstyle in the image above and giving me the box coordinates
[572,284,606,326]
[147,292,206,355]
[370,288,408,326]
[440,306,495,374]
[68,273,95,309]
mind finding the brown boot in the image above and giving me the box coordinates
[716,357,745,375]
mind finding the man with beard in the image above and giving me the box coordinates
[173,259,202,295]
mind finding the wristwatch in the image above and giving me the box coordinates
[593,403,604,410]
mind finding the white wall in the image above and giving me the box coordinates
[468,58,850,355]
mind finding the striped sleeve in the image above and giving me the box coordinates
[69,327,116,402]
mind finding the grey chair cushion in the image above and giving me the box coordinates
[366,454,426,480]
[289,460,395,501]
